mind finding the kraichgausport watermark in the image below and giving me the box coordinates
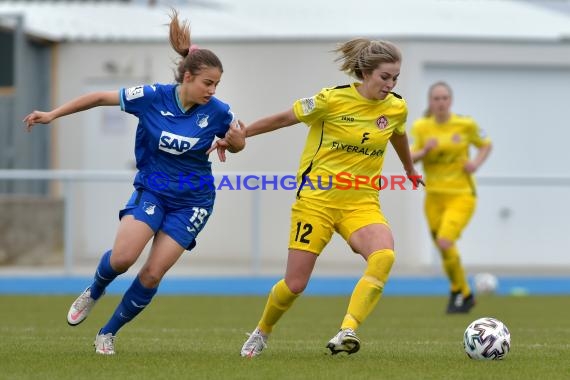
[143,172,423,191]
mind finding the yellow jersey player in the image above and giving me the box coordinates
[411,81,492,314]
[217,38,421,357]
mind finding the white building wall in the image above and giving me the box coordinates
[52,39,570,275]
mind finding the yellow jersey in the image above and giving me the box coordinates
[411,113,491,195]
[292,83,407,208]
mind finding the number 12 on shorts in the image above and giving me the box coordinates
[294,222,313,243]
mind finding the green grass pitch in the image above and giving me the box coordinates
[1,294,568,379]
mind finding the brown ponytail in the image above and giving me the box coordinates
[168,9,223,83]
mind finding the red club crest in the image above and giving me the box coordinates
[376,115,388,129]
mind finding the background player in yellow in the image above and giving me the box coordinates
[212,38,421,357]
[411,81,492,313]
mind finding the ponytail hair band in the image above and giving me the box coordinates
[188,44,199,54]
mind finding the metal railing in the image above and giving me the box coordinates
[0,170,278,274]
[1,170,570,275]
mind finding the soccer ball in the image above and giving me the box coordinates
[463,317,511,360]
[474,273,498,294]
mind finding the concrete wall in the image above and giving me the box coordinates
[0,196,63,265]
[44,38,570,275]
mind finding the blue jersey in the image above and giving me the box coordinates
[119,83,234,208]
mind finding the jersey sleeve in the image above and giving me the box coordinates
[216,108,235,138]
[292,88,330,127]
[467,118,491,148]
[119,84,158,116]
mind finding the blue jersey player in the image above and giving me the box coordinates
[23,10,245,355]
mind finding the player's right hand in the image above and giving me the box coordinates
[23,111,54,132]
[424,138,438,152]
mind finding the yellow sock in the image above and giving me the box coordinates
[258,279,299,334]
[441,245,471,297]
[341,249,395,331]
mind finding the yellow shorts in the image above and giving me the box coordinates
[288,198,389,254]
[424,193,476,242]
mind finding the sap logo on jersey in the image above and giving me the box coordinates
[159,131,200,155]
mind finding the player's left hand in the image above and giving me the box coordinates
[206,120,246,162]
[207,139,230,162]
[464,161,478,174]
[225,120,246,150]
[406,169,425,188]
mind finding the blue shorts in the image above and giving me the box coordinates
[118,190,213,251]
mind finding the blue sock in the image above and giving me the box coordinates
[100,276,158,336]
[90,250,122,300]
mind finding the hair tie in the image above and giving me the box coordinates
[188,44,199,54]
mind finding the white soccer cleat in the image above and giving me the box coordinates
[94,332,115,355]
[67,287,97,326]
[240,328,268,358]
[326,328,361,355]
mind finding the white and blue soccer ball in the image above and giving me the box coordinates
[474,273,499,294]
[463,317,511,360]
